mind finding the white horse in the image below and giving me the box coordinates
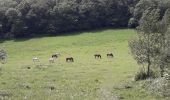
[32,57,40,62]
[49,58,55,63]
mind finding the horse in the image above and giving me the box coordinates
[32,57,39,62]
[49,58,55,63]
[52,54,58,58]
[94,54,102,59]
[107,53,114,58]
[52,53,61,58]
[66,57,74,62]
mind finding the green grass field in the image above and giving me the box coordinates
[0,29,167,100]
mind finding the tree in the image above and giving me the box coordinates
[159,10,170,76]
[129,8,161,77]
[5,8,22,37]
[165,28,170,74]
[5,8,21,21]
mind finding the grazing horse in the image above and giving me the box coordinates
[52,53,61,58]
[52,54,58,58]
[94,54,102,59]
[49,58,55,63]
[32,57,39,62]
[107,53,114,58]
[66,57,74,62]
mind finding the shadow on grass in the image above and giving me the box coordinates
[0,27,128,43]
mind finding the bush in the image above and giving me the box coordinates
[135,68,159,81]
[150,69,160,79]
[135,68,148,81]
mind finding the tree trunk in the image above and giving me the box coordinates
[161,69,164,77]
[147,60,151,77]
[160,64,164,77]
[147,47,151,77]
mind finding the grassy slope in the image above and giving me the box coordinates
[0,29,165,100]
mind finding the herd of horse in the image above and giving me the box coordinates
[32,53,114,63]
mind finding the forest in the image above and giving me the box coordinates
[1,0,169,38]
[0,0,139,38]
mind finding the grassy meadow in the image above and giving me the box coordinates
[0,29,166,100]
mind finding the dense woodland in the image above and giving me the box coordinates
[0,0,139,38]
[0,0,170,38]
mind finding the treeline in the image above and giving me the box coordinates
[0,0,138,38]
[1,0,170,39]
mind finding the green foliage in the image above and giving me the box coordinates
[5,8,21,20]
[130,0,170,27]
[129,37,148,65]
[130,1,170,79]
[163,9,170,26]
[135,67,160,81]
[135,68,147,81]
[164,28,170,72]
[0,0,136,38]
[129,8,162,77]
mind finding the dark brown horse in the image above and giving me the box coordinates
[66,57,74,62]
[107,53,114,58]
[52,54,58,58]
[94,54,102,59]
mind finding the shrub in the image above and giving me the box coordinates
[135,68,159,81]
[149,69,160,79]
[135,68,148,81]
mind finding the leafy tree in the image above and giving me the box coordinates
[16,0,31,16]
[129,8,161,77]
[130,5,170,78]
[165,28,170,74]
[158,9,170,76]
[131,0,170,27]
[5,8,21,20]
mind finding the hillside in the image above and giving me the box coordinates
[0,29,168,99]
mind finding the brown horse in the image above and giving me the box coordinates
[94,54,102,59]
[66,57,74,62]
[52,54,58,58]
[107,53,114,58]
